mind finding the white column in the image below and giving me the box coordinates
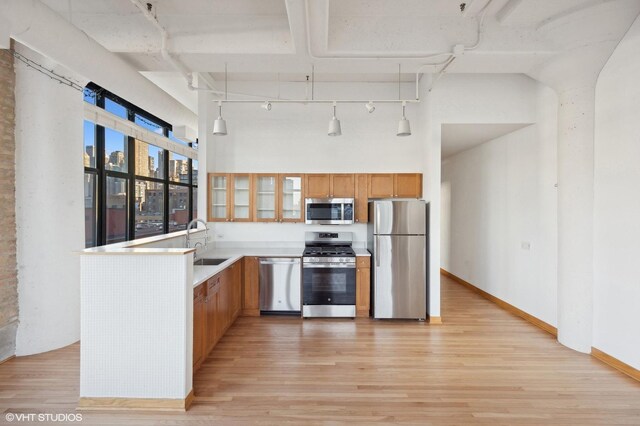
[14,44,85,355]
[555,84,595,353]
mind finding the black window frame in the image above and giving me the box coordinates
[83,83,197,247]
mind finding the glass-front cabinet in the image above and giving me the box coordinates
[279,174,304,222]
[209,173,299,223]
[231,174,252,222]
[253,174,278,222]
[208,173,228,221]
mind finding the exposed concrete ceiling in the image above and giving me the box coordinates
[441,123,532,158]
[37,0,640,111]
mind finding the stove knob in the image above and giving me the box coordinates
[328,297,331,302]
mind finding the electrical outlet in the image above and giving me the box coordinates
[521,242,531,250]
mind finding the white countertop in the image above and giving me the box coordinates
[192,246,370,287]
[354,248,371,256]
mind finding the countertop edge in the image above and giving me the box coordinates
[79,248,196,255]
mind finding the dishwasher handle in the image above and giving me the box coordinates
[259,259,300,265]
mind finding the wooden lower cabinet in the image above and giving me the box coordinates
[242,257,260,316]
[193,284,206,371]
[206,276,220,353]
[193,260,243,374]
[356,256,371,317]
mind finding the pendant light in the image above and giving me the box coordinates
[397,101,411,137]
[328,102,342,136]
[213,101,227,136]
[213,64,228,136]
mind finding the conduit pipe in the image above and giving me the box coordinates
[129,0,273,100]
[2,0,198,130]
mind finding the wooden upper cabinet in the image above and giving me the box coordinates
[368,174,395,198]
[305,174,331,198]
[331,174,355,198]
[279,174,304,222]
[394,173,422,198]
[368,173,422,199]
[208,173,230,221]
[230,174,253,222]
[354,174,368,223]
[305,174,355,198]
[253,174,278,222]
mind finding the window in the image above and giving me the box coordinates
[135,179,164,239]
[83,83,197,247]
[169,185,190,232]
[106,176,128,243]
[84,173,97,247]
[104,128,128,172]
[83,121,96,168]
[135,139,163,179]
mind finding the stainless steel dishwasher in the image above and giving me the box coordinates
[259,258,301,315]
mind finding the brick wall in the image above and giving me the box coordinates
[0,48,18,361]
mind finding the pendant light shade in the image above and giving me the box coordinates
[397,102,411,137]
[213,102,227,136]
[328,103,342,136]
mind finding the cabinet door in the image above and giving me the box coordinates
[305,174,331,198]
[208,173,229,221]
[253,174,278,222]
[394,173,422,198]
[354,174,368,223]
[230,174,253,222]
[230,261,242,320]
[206,277,220,352]
[368,174,394,198]
[193,286,206,370]
[242,257,260,316]
[356,257,371,317]
[218,275,229,336]
[279,174,304,222]
[331,174,355,198]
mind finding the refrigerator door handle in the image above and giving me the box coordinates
[375,236,380,267]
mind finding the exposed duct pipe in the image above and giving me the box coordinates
[2,0,198,130]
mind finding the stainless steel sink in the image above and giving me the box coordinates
[193,258,228,266]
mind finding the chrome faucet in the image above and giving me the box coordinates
[186,218,209,250]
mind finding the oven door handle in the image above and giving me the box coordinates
[303,263,356,269]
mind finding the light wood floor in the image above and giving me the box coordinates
[1,275,638,425]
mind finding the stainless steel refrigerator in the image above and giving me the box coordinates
[367,200,428,320]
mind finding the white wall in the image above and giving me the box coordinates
[436,75,558,325]
[205,81,423,245]
[14,43,85,355]
[593,15,640,369]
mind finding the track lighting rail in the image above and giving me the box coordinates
[215,99,420,104]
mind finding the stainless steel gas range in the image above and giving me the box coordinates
[302,232,356,318]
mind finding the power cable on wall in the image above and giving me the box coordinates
[11,49,168,131]
[10,49,84,93]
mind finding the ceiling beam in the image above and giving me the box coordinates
[536,0,619,30]
[284,0,309,58]
[495,0,525,24]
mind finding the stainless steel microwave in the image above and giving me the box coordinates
[305,198,354,225]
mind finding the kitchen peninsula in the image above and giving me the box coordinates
[78,231,370,411]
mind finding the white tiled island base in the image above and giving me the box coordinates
[78,249,195,411]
